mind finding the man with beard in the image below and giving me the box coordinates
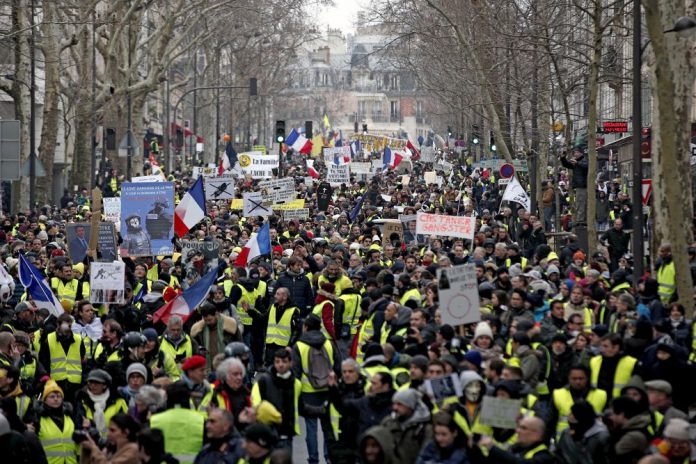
[317,259,353,297]
[1,301,36,335]
[551,365,607,437]
[123,214,152,256]
[274,256,314,316]
[191,303,240,369]
[548,333,577,391]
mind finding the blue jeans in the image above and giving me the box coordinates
[303,392,331,464]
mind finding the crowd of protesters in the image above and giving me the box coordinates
[0,144,693,464]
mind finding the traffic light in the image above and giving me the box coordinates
[354,121,359,134]
[447,126,453,137]
[362,123,368,134]
[105,128,116,150]
[490,131,496,152]
[305,121,313,138]
[275,120,286,143]
[471,124,480,145]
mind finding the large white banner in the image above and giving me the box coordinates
[436,264,480,326]
[236,151,278,179]
[416,212,475,240]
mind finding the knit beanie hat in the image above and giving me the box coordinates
[43,379,64,399]
[392,389,419,410]
[473,322,494,342]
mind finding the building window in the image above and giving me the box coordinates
[416,101,423,118]
[390,75,399,90]
[390,101,399,117]
[358,101,367,118]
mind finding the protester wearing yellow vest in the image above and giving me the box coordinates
[380,302,410,345]
[590,333,637,400]
[656,243,677,304]
[150,382,206,464]
[313,282,338,341]
[552,365,607,436]
[40,314,85,401]
[75,369,128,437]
[50,263,88,310]
[159,315,196,368]
[317,260,353,296]
[37,380,77,464]
[478,416,554,463]
[236,423,278,464]
[264,287,300,366]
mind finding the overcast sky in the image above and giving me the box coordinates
[315,0,370,34]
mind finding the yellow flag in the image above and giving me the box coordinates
[323,114,330,129]
[311,134,323,156]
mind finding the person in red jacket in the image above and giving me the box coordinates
[314,282,337,341]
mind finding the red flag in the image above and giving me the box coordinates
[407,140,421,160]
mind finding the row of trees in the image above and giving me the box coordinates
[0,0,321,207]
[375,0,696,315]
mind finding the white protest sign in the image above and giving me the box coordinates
[480,396,523,429]
[90,261,126,304]
[131,174,164,183]
[243,192,272,217]
[204,174,236,201]
[416,212,475,240]
[424,373,463,406]
[436,264,481,326]
[192,166,217,179]
[501,176,531,211]
[424,171,437,184]
[420,146,435,162]
[436,176,444,187]
[381,194,392,202]
[237,151,278,179]
[303,176,316,185]
[283,208,310,220]
[103,198,121,224]
[323,146,351,164]
[351,162,372,174]
[327,164,350,186]
[402,175,410,186]
[259,178,296,205]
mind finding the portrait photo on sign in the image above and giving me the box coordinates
[119,182,175,257]
[424,373,463,405]
[181,239,220,279]
[65,223,91,263]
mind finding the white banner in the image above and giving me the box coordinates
[327,164,350,186]
[501,176,531,211]
[131,174,164,183]
[204,174,236,201]
[283,208,310,220]
[351,162,372,174]
[436,264,480,326]
[236,151,278,179]
[243,192,272,217]
[323,146,351,165]
[416,212,475,240]
[259,178,296,205]
[90,261,126,304]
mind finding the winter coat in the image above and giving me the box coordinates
[274,270,314,314]
[561,154,589,189]
[515,345,541,388]
[193,434,245,464]
[609,412,651,463]
[548,347,578,391]
[416,441,469,464]
[360,425,398,464]
[556,420,611,464]
[191,313,241,364]
[331,388,394,438]
[380,400,433,464]
[291,329,341,383]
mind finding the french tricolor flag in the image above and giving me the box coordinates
[153,266,219,324]
[174,176,207,237]
[285,128,313,154]
[406,140,421,160]
[235,222,271,267]
[307,159,320,179]
[383,148,404,171]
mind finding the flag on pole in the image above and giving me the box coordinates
[235,222,271,267]
[153,266,219,324]
[285,129,313,154]
[406,140,421,160]
[18,254,63,317]
[350,140,361,157]
[323,114,331,130]
[307,159,320,179]
[219,141,237,175]
[174,176,207,237]
[501,176,531,211]
[349,196,364,222]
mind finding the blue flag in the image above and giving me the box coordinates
[18,254,63,317]
[349,196,365,223]
[225,141,238,167]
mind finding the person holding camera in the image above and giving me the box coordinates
[78,413,141,464]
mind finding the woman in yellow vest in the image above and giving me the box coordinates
[74,369,128,438]
[37,380,77,464]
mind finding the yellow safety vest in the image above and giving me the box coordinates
[39,415,77,464]
[297,338,334,393]
[524,443,549,459]
[47,332,83,384]
[150,407,205,464]
[317,274,353,296]
[235,284,257,326]
[134,279,152,297]
[657,261,676,304]
[15,394,30,421]
[339,293,362,336]
[159,335,193,366]
[380,325,407,345]
[505,257,528,269]
[251,376,302,435]
[453,409,493,437]
[590,354,637,399]
[312,301,335,339]
[400,288,422,306]
[50,277,83,307]
[552,387,607,435]
[20,356,37,383]
[563,303,594,331]
[356,312,376,364]
[193,388,224,417]
[83,398,128,436]
[266,305,298,347]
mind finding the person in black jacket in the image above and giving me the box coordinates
[560,148,589,226]
[273,256,314,316]
[326,358,367,464]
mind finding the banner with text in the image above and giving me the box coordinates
[416,212,475,240]
[236,151,278,179]
[327,164,350,186]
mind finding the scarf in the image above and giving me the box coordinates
[202,319,226,360]
[88,389,110,435]
[73,317,103,342]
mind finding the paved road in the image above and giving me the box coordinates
[292,417,328,463]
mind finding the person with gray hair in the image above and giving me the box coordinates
[160,315,199,370]
[133,385,166,423]
[213,357,253,430]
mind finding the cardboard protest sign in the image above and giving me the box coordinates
[103,197,121,224]
[236,151,278,179]
[383,221,404,243]
[181,239,220,277]
[327,164,350,186]
[283,208,310,220]
[259,178,296,205]
[97,222,118,262]
[436,264,481,326]
[243,192,272,217]
[90,261,126,304]
[192,166,217,179]
[424,171,437,184]
[416,212,475,240]
[480,396,523,429]
[120,182,175,257]
[204,175,236,201]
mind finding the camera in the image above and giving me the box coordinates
[73,428,101,445]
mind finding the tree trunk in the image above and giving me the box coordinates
[36,7,61,204]
[585,3,602,257]
[643,0,695,317]
[13,0,31,212]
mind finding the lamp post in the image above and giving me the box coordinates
[631,0,644,283]
[29,0,36,209]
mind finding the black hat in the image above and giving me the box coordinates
[244,424,278,449]
[363,343,383,359]
[551,332,568,344]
